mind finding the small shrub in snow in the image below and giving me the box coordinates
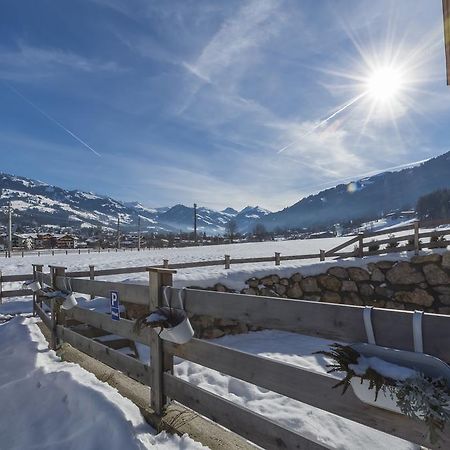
[368,240,380,252]
[430,234,447,248]
[386,234,399,249]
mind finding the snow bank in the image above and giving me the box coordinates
[0,317,205,450]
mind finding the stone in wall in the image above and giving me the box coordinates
[422,264,449,286]
[386,262,425,285]
[341,280,358,292]
[322,291,341,304]
[317,274,341,292]
[342,292,363,305]
[359,283,375,297]
[301,277,320,293]
[394,289,434,307]
[370,267,385,282]
[286,283,303,299]
[348,267,370,281]
[290,273,302,283]
[443,253,450,269]
[327,267,348,279]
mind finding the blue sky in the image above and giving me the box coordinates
[1,0,449,211]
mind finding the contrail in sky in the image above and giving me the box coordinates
[3,82,101,157]
[277,91,368,154]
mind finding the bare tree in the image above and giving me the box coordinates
[253,223,268,242]
[225,219,238,243]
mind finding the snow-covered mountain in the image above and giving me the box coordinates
[0,174,267,234]
[260,151,450,231]
[2,150,448,236]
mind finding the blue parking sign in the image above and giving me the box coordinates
[110,291,120,321]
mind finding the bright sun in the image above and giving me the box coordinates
[366,67,403,102]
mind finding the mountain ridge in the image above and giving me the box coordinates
[1,150,449,234]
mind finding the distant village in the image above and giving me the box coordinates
[0,209,420,253]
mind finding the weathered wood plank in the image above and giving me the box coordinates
[419,230,450,239]
[175,288,450,362]
[60,277,148,305]
[66,270,90,278]
[170,260,223,269]
[362,234,415,247]
[421,241,450,250]
[1,289,32,298]
[1,274,33,282]
[56,326,151,386]
[64,307,150,345]
[164,338,443,447]
[325,235,359,256]
[164,374,325,450]
[35,302,52,329]
[280,253,320,261]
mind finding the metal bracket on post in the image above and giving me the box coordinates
[147,267,177,415]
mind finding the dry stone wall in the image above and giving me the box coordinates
[124,251,450,339]
[198,252,450,315]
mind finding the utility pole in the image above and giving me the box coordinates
[137,216,141,251]
[117,216,121,249]
[193,203,197,244]
[7,201,12,258]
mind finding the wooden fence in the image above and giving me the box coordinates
[32,266,450,449]
[2,221,450,304]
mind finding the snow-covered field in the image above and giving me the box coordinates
[0,316,205,450]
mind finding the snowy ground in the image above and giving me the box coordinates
[0,316,206,450]
[0,232,440,449]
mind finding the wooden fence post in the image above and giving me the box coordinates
[358,233,364,258]
[89,265,95,300]
[224,254,231,269]
[414,220,420,255]
[275,252,281,266]
[147,267,176,415]
[49,265,66,351]
[320,250,325,262]
[163,259,169,269]
[32,264,43,316]
[0,270,2,305]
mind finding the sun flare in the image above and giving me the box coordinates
[366,67,403,102]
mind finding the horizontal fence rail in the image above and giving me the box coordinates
[29,266,450,449]
[163,338,439,446]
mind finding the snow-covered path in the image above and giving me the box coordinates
[0,317,205,450]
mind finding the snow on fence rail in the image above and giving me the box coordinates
[32,266,450,449]
[2,221,450,304]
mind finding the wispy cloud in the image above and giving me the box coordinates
[0,42,123,81]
